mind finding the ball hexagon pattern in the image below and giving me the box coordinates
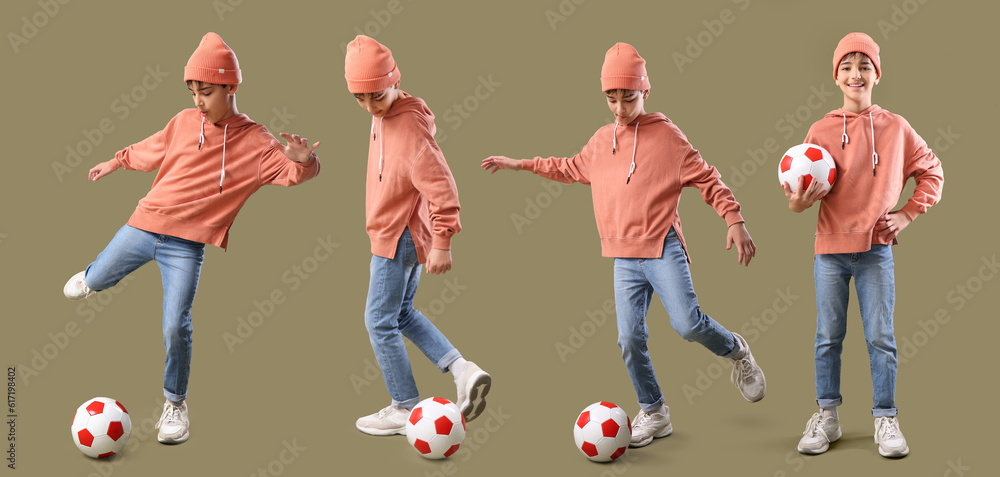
[573,401,631,462]
[71,397,131,459]
[405,397,466,459]
[778,143,837,194]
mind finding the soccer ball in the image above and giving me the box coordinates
[405,397,466,459]
[778,143,837,194]
[71,397,131,458]
[573,402,631,462]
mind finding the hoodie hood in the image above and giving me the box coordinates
[370,91,436,181]
[610,112,669,184]
[824,104,884,175]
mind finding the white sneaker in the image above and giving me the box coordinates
[797,412,841,454]
[730,333,766,402]
[155,400,189,444]
[63,271,95,300]
[874,416,909,458]
[629,406,672,447]
[454,361,491,422]
[355,405,410,436]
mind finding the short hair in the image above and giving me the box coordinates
[604,89,640,97]
[839,52,873,65]
[186,80,226,89]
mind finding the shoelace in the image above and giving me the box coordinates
[802,413,828,439]
[79,278,96,299]
[155,403,182,429]
[731,355,754,385]
[875,417,899,442]
[632,412,653,429]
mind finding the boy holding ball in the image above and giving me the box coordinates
[784,32,944,458]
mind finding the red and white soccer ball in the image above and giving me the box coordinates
[71,397,131,458]
[778,143,837,194]
[573,401,631,462]
[405,397,466,459]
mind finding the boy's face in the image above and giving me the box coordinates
[354,85,399,118]
[188,81,237,123]
[836,53,879,109]
[606,89,648,126]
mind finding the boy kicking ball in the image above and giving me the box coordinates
[784,32,944,458]
[344,35,491,436]
[63,32,321,444]
[482,42,765,448]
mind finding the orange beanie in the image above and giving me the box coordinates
[601,42,649,92]
[184,32,241,85]
[344,35,400,94]
[833,32,880,79]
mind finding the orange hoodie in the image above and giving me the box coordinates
[365,92,461,263]
[804,105,943,254]
[113,109,320,250]
[521,113,744,260]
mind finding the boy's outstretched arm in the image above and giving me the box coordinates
[782,176,828,213]
[482,152,592,185]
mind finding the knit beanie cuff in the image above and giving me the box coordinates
[184,65,241,85]
[601,74,649,92]
[345,65,400,94]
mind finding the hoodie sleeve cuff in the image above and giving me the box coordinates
[900,203,921,221]
[724,211,745,228]
[520,159,535,172]
[432,234,453,251]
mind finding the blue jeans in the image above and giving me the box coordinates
[615,228,740,412]
[84,225,205,403]
[365,228,461,409]
[814,245,897,417]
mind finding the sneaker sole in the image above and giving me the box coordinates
[157,430,189,444]
[461,372,492,422]
[355,423,406,437]
[878,444,909,458]
[629,423,672,448]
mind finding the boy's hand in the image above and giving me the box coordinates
[481,156,522,174]
[88,160,120,181]
[426,249,452,275]
[726,222,756,267]
[272,133,321,163]
[782,176,828,213]
[875,211,912,242]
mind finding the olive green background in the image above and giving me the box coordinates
[1,0,993,475]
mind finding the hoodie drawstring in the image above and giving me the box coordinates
[370,116,385,181]
[841,113,849,149]
[626,123,639,184]
[868,110,878,176]
[841,111,878,175]
[611,121,618,155]
[378,118,384,182]
[198,116,206,150]
[219,124,227,194]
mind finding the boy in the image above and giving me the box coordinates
[481,42,765,448]
[784,32,943,458]
[344,35,491,436]
[62,32,321,444]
